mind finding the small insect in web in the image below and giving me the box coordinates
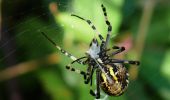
[41,4,140,99]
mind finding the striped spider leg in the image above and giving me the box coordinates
[101,4,112,48]
[41,32,88,76]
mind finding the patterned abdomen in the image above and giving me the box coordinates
[99,64,129,96]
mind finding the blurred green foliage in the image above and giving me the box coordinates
[0,0,170,100]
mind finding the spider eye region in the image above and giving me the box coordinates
[86,41,100,59]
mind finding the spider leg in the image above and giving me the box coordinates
[71,56,87,65]
[90,69,100,99]
[110,46,125,56]
[109,59,140,65]
[112,46,124,49]
[71,14,104,42]
[66,57,90,80]
[41,32,84,64]
[96,69,101,99]
[66,64,87,79]
[84,66,94,84]
[101,4,112,47]
[101,46,124,57]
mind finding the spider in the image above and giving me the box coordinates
[41,4,140,99]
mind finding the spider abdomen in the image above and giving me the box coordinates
[99,64,129,96]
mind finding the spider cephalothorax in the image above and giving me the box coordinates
[42,4,140,99]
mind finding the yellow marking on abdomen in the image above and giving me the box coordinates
[109,67,118,83]
[101,73,107,83]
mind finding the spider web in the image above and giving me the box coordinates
[0,0,77,100]
[0,0,70,61]
[0,0,144,100]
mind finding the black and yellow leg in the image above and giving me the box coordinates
[111,46,125,55]
[66,64,87,79]
[84,66,94,84]
[71,56,87,65]
[71,14,104,42]
[90,69,100,99]
[41,32,85,64]
[112,46,125,49]
[101,4,112,47]
[110,59,140,65]
[96,69,101,99]
[66,57,87,79]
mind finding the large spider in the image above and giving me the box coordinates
[42,4,140,99]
